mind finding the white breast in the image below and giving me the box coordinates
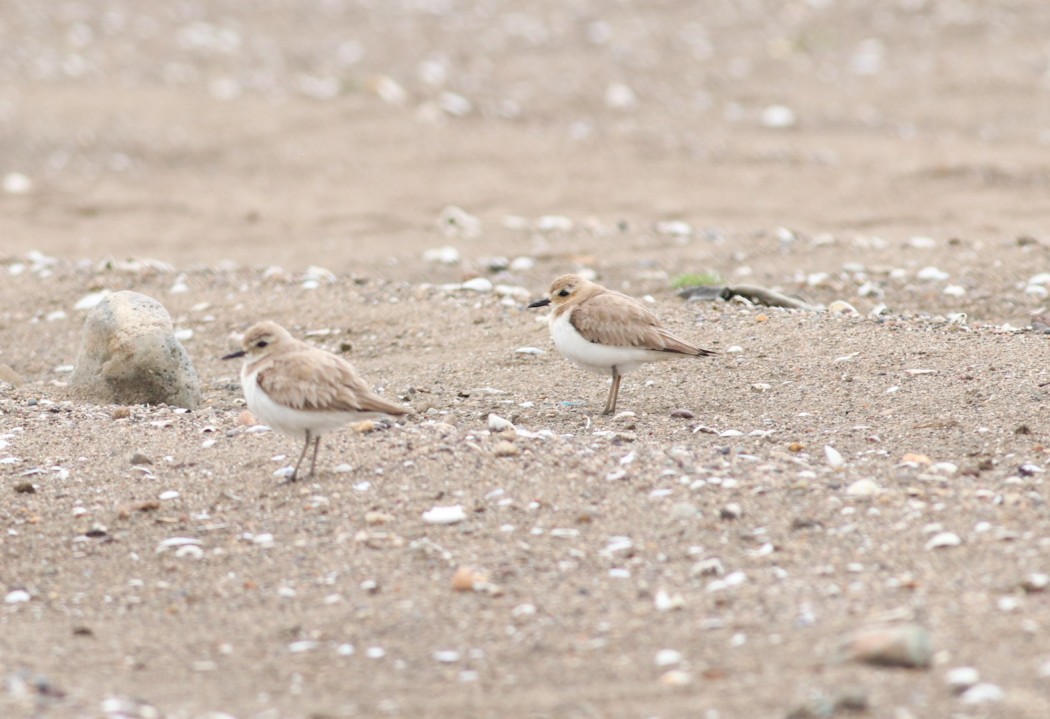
[242,367,358,439]
[550,310,662,376]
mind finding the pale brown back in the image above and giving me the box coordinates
[256,349,409,416]
[568,289,714,356]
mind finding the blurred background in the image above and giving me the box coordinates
[1,0,1049,292]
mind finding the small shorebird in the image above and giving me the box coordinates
[528,274,714,415]
[223,321,410,481]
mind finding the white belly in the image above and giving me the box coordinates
[550,311,663,376]
[242,368,359,439]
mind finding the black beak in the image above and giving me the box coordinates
[527,297,551,309]
[222,350,246,360]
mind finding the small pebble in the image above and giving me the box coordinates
[719,503,743,520]
[129,452,153,466]
[493,441,520,457]
[843,623,932,668]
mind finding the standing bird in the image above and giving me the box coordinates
[527,274,714,415]
[223,321,410,481]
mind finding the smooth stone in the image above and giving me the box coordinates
[843,623,932,668]
[70,291,201,409]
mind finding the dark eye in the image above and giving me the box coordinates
[255,340,269,348]
[558,289,570,297]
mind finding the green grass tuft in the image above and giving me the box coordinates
[671,272,722,288]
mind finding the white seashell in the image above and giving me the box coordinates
[761,104,796,128]
[535,215,573,232]
[945,666,980,693]
[942,284,966,297]
[824,445,845,469]
[846,479,879,497]
[907,236,936,249]
[2,172,32,194]
[438,91,472,117]
[460,277,493,292]
[373,76,406,105]
[158,490,179,500]
[4,589,30,603]
[509,256,535,270]
[828,300,859,315]
[925,531,961,550]
[655,220,692,237]
[288,640,318,653]
[604,83,637,110]
[422,505,466,525]
[513,346,545,355]
[422,246,461,264]
[487,413,514,431]
[960,683,1004,705]
[654,649,683,666]
[74,290,110,311]
[916,266,949,281]
[156,537,202,553]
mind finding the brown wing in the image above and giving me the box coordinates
[257,350,410,416]
[570,291,714,356]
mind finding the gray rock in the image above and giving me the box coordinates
[70,291,200,409]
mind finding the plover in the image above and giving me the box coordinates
[223,321,410,481]
[528,274,714,414]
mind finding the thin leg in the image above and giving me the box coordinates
[290,429,313,482]
[306,436,322,478]
[603,368,622,415]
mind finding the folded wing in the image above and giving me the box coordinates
[570,291,715,356]
[257,351,410,415]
